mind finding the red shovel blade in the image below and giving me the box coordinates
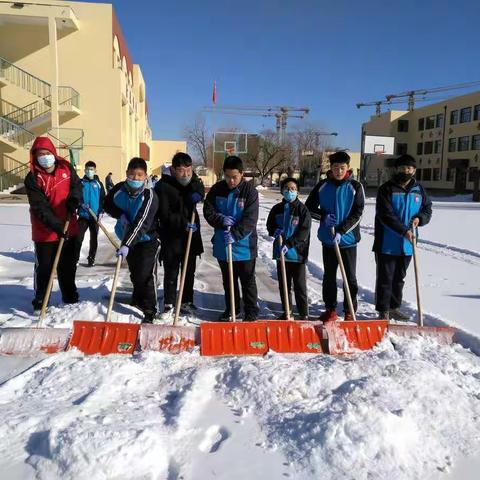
[139,324,198,353]
[200,321,269,356]
[0,328,70,356]
[69,321,139,355]
[265,321,324,353]
[325,320,389,355]
[388,324,456,345]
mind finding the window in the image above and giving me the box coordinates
[396,143,408,155]
[468,167,478,182]
[474,104,480,121]
[458,136,469,151]
[422,168,432,181]
[472,134,480,150]
[436,113,444,128]
[450,110,459,124]
[434,140,441,153]
[460,107,472,123]
[446,168,455,181]
[418,118,425,131]
[425,116,435,129]
[397,119,409,132]
[416,169,422,180]
[433,168,441,181]
[417,142,423,155]
[448,138,457,152]
[424,141,433,154]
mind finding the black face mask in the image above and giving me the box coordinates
[394,172,414,183]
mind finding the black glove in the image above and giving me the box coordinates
[66,196,79,214]
[59,232,70,242]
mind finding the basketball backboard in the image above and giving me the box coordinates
[363,135,395,155]
[214,132,248,155]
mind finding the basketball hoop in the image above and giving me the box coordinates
[226,147,235,156]
[373,145,385,155]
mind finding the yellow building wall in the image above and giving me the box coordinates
[151,140,187,176]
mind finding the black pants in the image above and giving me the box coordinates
[126,239,160,315]
[322,245,358,313]
[33,239,78,306]
[276,261,308,317]
[76,217,99,262]
[375,253,412,312]
[163,252,197,306]
[218,259,258,316]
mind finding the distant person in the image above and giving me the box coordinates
[306,151,364,322]
[155,152,205,320]
[103,157,159,323]
[203,156,259,321]
[76,161,106,267]
[373,154,432,320]
[267,177,311,320]
[151,175,159,187]
[24,136,82,312]
[105,172,114,192]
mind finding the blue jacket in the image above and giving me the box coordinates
[305,172,365,248]
[203,179,258,261]
[373,178,432,256]
[78,176,105,219]
[266,199,311,263]
[103,182,159,248]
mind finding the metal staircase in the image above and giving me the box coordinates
[0,154,29,193]
[0,57,50,99]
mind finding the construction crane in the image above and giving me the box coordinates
[202,105,310,143]
[356,98,413,116]
[385,80,480,110]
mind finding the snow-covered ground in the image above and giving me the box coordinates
[0,197,479,480]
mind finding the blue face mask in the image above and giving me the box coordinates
[283,190,297,202]
[37,154,55,169]
[85,169,95,179]
[126,179,144,189]
[176,175,192,186]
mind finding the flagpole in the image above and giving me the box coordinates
[212,80,217,182]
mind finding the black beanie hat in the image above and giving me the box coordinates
[394,154,416,168]
[329,151,350,165]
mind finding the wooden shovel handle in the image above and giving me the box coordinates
[278,235,291,320]
[87,207,120,250]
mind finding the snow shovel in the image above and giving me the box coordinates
[325,228,388,355]
[200,232,324,356]
[69,242,139,355]
[139,211,198,353]
[388,229,455,344]
[0,217,72,355]
[87,207,120,249]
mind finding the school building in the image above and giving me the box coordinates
[0,0,185,193]
[361,91,480,193]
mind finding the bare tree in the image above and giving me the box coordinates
[183,115,211,166]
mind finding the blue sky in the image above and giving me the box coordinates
[99,0,480,150]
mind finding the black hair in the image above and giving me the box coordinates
[394,154,416,168]
[329,151,350,165]
[280,177,299,192]
[85,161,96,169]
[108,172,112,175]
[172,152,192,168]
[127,157,147,172]
[223,155,243,173]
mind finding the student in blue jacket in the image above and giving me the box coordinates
[203,156,259,321]
[76,161,105,267]
[306,151,365,322]
[267,177,311,320]
[103,157,159,323]
[373,154,432,320]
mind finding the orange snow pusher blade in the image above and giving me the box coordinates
[139,324,199,353]
[0,327,71,356]
[388,324,456,345]
[200,321,269,356]
[264,321,324,354]
[68,320,139,355]
[324,320,389,355]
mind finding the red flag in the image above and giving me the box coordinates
[212,81,217,105]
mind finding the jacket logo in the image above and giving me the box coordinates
[292,216,299,226]
[237,199,245,209]
[62,173,67,178]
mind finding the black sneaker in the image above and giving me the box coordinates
[297,314,310,321]
[378,311,390,320]
[243,312,258,322]
[87,257,95,267]
[63,294,79,305]
[143,312,155,324]
[32,299,42,315]
[180,302,198,315]
[217,310,240,322]
[276,311,293,320]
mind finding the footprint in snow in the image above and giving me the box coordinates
[198,425,230,453]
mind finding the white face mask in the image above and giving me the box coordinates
[37,154,55,169]
[85,169,95,179]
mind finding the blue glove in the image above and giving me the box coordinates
[281,245,289,256]
[222,215,236,227]
[224,231,235,244]
[273,228,283,239]
[116,245,129,257]
[81,203,90,211]
[333,233,342,244]
[120,214,129,226]
[190,192,202,205]
[323,214,336,228]
[186,223,197,233]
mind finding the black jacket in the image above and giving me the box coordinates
[154,172,205,259]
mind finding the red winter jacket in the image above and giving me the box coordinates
[24,137,82,242]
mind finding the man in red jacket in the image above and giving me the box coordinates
[24,136,82,313]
